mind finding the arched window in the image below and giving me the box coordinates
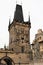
[21,46,24,53]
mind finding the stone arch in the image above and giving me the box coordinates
[1,56,15,65]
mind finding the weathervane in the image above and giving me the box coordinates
[16,0,17,4]
[16,0,22,5]
[21,0,22,5]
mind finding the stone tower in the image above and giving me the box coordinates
[8,4,31,53]
[32,29,43,59]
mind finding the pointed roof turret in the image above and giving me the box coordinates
[28,15,31,28]
[14,4,24,22]
[9,18,11,30]
[28,15,31,24]
[29,15,30,23]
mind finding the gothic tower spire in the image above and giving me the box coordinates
[14,4,24,22]
[28,15,31,28]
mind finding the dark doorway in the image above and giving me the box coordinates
[1,56,14,65]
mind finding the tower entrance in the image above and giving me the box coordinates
[0,56,14,65]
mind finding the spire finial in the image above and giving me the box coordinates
[16,0,22,5]
[16,0,17,4]
[21,0,22,5]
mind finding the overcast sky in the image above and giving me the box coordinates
[0,0,43,48]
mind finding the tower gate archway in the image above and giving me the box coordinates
[0,56,15,65]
